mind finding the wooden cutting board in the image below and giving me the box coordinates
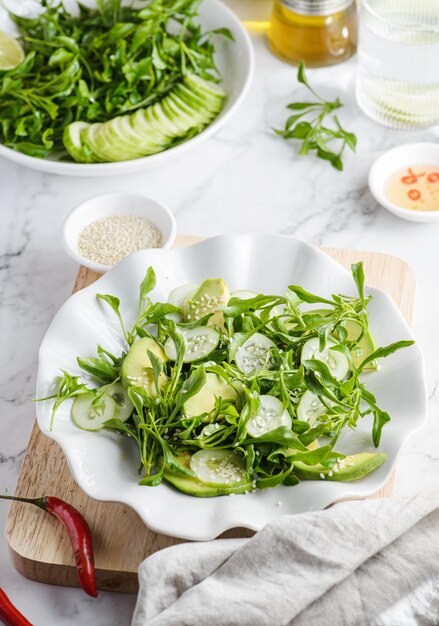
[5,237,415,594]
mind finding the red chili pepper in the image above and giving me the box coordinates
[402,168,425,184]
[408,189,421,201]
[0,495,97,598]
[427,172,439,183]
[0,588,33,626]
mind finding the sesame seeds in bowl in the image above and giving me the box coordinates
[62,192,177,273]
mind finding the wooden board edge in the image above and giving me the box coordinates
[8,545,139,594]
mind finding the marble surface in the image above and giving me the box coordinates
[1,19,439,626]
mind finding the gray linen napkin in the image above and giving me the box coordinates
[132,495,439,626]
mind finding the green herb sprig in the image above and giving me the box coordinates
[275,61,357,171]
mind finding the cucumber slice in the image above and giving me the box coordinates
[130,109,170,147]
[184,74,225,103]
[168,283,198,314]
[146,103,183,138]
[121,337,168,396]
[105,382,133,422]
[190,449,247,487]
[168,91,211,125]
[72,123,106,163]
[183,372,241,418]
[180,82,223,116]
[80,123,104,161]
[301,337,349,380]
[63,121,91,163]
[82,123,124,162]
[164,453,252,496]
[159,98,191,134]
[297,390,331,425]
[166,312,183,323]
[247,395,291,438]
[101,117,149,159]
[168,90,206,122]
[164,326,220,363]
[160,97,200,134]
[111,115,163,155]
[72,392,117,431]
[230,290,257,300]
[235,332,276,375]
[174,84,217,120]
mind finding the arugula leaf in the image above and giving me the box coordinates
[139,266,156,314]
[372,408,391,447]
[97,293,128,342]
[35,370,90,431]
[77,356,119,382]
[287,285,333,306]
[173,367,206,415]
[351,262,365,304]
[274,61,356,171]
[358,340,414,371]
[246,426,309,451]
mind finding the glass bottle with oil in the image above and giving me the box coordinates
[268,0,358,67]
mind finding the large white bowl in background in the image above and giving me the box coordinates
[62,192,177,273]
[36,235,427,540]
[0,0,254,176]
[369,143,439,222]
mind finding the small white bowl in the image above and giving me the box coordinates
[369,143,439,222]
[62,192,177,273]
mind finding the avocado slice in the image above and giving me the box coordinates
[183,372,241,417]
[293,452,387,482]
[308,311,377,372]
[186,278,230,327]
[344,320,377,371]
[121,337,168,396]
[163,453,252,497]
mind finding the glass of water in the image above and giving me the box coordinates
[356,0,439,129]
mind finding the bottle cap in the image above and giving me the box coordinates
[280,0,353,16]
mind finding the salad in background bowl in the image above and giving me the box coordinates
[0,0,254,176]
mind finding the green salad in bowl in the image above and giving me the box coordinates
[0,0,253,173]
[43,262,413,497]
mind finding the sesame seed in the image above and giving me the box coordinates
[328,470,333,477]
[320,473,325,480]
[77,215,162,266]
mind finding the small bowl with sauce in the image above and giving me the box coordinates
[369,143,439,222]
[63,192,177,272]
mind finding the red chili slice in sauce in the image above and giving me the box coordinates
[402,168,426,184]
[427,172,439,184]
[401,175,417,184]
[408,168,425,177]
[408,189,421,201]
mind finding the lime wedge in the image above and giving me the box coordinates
[0,31,24,71]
